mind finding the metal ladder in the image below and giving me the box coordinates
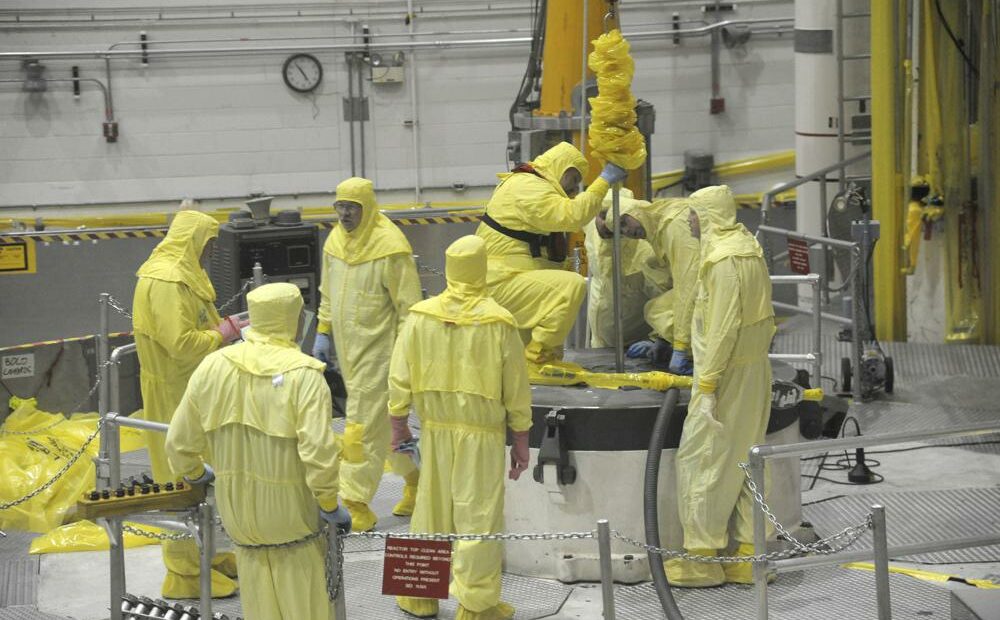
[836,0,873,192]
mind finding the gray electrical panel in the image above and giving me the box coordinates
[210,211,321,312]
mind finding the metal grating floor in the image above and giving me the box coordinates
[804,487,1000,564]
[615,564,950,619]
[0,530,39,608]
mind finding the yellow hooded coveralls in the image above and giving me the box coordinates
[476,142,611,362]
[666,185,775,587]
[389,236,532,620]
[166,283,342,620]
[316,177,420,525]
[627,198,702,352]
[584,188,672,347]
[132,210,237,598]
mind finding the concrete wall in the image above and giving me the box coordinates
[0,0,796,209]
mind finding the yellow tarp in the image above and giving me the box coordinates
[0,397,145,533]
[29,519,171,554]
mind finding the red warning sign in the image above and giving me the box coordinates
[787,238,811,275]
[381,537,452,599]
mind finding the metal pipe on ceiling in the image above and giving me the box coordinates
[0,18,794,61]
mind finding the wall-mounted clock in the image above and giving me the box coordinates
[282,53,323,93]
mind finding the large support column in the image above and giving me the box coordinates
[794,0,840,239]
[871,0,907,341]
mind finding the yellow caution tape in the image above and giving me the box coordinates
[842,562,1000,589]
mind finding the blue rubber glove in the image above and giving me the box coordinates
[185,463,215,486]
[668,349,694,375]
[599,162,628,185]
[312,333,331,364]
[626,339,655,359]
[321,504,353,534]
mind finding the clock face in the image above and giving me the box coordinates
[283,54,323,93]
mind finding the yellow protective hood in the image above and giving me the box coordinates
[136,210,219,302]
[689,185,763,271]
[495,142,590,198]
[323,177,412,265]
[689,185,739,236]
[621,195,691,243]
[602,187,650,217]
[222,283,324,376]
[409,236,515,326]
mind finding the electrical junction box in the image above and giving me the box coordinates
[371,65,405,83]
[210,213,321,313]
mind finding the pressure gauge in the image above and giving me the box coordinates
[282,53,323,93]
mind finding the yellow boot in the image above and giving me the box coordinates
[723,543,776,585]
[393,472,420,517]
[344,499,378,532]
[456,601,515,620]
[162,569,238,599]
[397,596,439,617]
[211,551,238,579]
[664,548,725,588]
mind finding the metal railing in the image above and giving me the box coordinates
[746,420,1000,619]
[768,274,823,387]
[759,227,864,401]
[759,151,871,229]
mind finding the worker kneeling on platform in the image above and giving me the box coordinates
[165,283,352,619]
[477,141,627,365]
[313,177,422,532]
[389,235,533,620]
[666,185,775,587]
[592,191,700,375]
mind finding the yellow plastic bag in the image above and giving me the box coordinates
[29,519,170,554]
[588,29,647,171]
[0,397,145,533]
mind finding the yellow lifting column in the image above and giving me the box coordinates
[537,0,633,192]
[870,0,908,341]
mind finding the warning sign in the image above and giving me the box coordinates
[787,238,811,275]
[2,353,35,380]
[381,537,452,599]
[0,241,36,274]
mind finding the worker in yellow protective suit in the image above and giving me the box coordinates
[476,142,628,363]
[133,209,246,599]
[616,197,701,374]
[165,283,351,620]
[665,185,775,587]
[313,177,421,532]
[388,235,532,620]
[584,188,670,349]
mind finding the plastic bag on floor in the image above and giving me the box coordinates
[29,519,170,554]
[0,397,145,533]
[588,29,647,171]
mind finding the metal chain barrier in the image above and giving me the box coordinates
[216,280,254,315]
[122,523,194,542]
[349,530,597,542]
[106,294,133,320]
[416,262,445,278]
[0,417,105,511]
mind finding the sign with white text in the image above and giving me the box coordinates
[381,537,452,599]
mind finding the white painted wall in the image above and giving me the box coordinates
[0,1,796,209]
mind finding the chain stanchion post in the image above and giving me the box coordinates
[253,262,264,289]
[107,516,126,620]
[328,525,347,619]
[749,449,769,620]
[597,519,616,620]
[198,502,214,619]
[851,245,864,402]
[872,505,892,620]
[811,275,823,387]
[97,294,111,490]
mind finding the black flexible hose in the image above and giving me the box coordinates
[643,387,685,619]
